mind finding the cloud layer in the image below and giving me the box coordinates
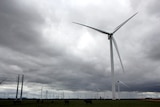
[0,0,160,98]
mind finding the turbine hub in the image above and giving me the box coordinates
[108,33,113,40]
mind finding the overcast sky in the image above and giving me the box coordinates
[0,0,160,99]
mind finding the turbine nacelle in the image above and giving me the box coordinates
[117,80,129,88]
[108,33,113,40]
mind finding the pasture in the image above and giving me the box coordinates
[0,99,160,107]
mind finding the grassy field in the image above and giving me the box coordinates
[0,99,160,107]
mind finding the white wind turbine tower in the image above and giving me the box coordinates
[117,80,129,100]
[73,13,137,100]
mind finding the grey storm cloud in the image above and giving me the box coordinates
[0,0,43,48]
[0,0,160,99]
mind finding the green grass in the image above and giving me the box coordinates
[0,99,160,107]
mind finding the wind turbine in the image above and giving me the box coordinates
[73,13,137,100]
[117,80,129,100]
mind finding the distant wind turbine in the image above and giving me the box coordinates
[117,80,129,100]
[73,12,137,100]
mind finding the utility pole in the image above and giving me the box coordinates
[15,74,20,100]
[20,75,24,101]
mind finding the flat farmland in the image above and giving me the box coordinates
[0,99,160,107]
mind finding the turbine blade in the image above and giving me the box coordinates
[112,37,125,72]
[113,12,138,34]
[73,22,110,35]
[119,81,129,88]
